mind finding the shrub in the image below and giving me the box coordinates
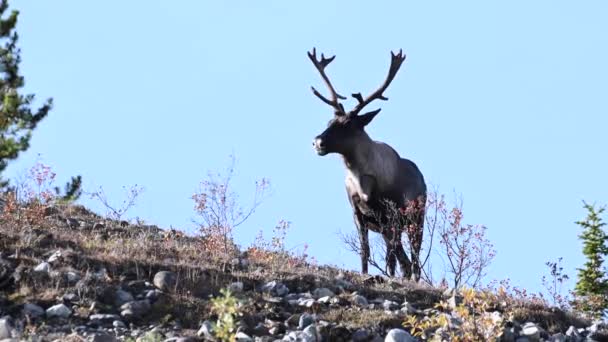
[192,155,269,260]
[339,189,495,288]
[210,287,243,342]
[247,220,313,271]
[403,287,505,341]
[541,257,570,309]
[87,184,144,221]
[430,192,495,289]
[0,161,79,227]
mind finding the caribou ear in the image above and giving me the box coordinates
[357,109,381,127]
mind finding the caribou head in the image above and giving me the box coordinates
[308,48,406,157]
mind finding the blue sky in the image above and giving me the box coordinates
[8,1,608,296]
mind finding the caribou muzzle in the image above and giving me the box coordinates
[312,137,328,155]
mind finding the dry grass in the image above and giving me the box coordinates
[322,307,403,329]
[0,202,592,336]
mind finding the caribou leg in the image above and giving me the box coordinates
[353,211,370,274]
[383,234,398,277]
[394,238,413,279]
[406,196,426,282]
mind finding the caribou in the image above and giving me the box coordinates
[308,48,427,280]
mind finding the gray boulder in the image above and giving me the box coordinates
[0,316,12,339]
[312,288,334,299]
[22,303,44,318]
[46,304,71,318]
[385,329,416,342]
[115,289,134,306]
[33,262,50,273]
[298,313,315,329]
[120,299,151,319]
[153,271,177,292]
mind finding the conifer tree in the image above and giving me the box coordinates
[573,201,608,318]
[0,1,81,201]
[0,1,51,187]
[55,175,82,202]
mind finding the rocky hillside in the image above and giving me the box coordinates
[0,204,605,341]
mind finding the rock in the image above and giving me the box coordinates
[352,328,370,342]
[400,301,418,315]
[549,333,566,342]
[284,293,300,301]
[90,332,118,342]
[312,288,334,299]
[329,325,351,341]
[0,259,13,289]
[500,326,517,342]
[299,298,315,308]
[261,281,289,297]
[299,313,315,329]
[565,326,582,341]
[153,271,177,292]
[63,293,78,302]
[317,296,331,304]
[22,303,44,318]
[33,262,50,273]
[269,324,285,336]
[384,329,416,342]
[330,297,342,305]
[146,289,164,302]
[302,325,321,342]
[489,311,503,325]
[43,205,60,217]
[383,300,399,311]
[0,316,12,339]
[65,271,81,283]
[197,320,214,338]
[46,304,72,318]
[115,289,135,306]
[229,281,244,293]
[230,257,250,270]
[120,300,151,319]
[284,331,299,341]
[335,278,354,291]
[521,322,540,340]
[235,332,253,341]
[93,267,109,281]
[93,222,105,230]
[447,293,463,310]
[286,314,300,327]
[352,294,369,307]
[589,320,607,332]
[230,257,241,267]
[113,320,126,328]
[364,275,385,285]
[0,338,19,342]
[90,314,121,323]
[252,322,269,336]
[254,338,274,342]
[66,217,80,228]
[371,335,384,342]
[48,250,62,263]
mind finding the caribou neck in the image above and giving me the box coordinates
[340,132,375,173]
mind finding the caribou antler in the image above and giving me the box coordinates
[349,49,406,117]
[307,48,347,116]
